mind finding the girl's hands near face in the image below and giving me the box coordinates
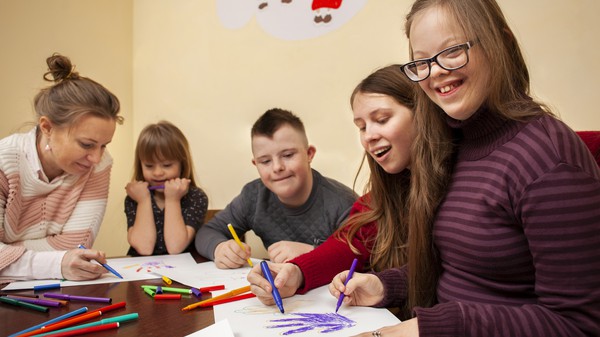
[329,271,385,307]
[125,181,151,202]
[61,248,108,281]
[352,318,419,337]
[247,262,303,305]
[164,178,190,201]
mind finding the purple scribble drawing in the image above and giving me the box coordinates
[267,312,356,335]
[124,260,175,273]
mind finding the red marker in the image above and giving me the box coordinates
[42,322,119,337]
[198,292,256,307]
[154,294,181,300]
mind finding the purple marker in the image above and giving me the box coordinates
[191,288,202,298]
[335,258,358,313]
[148,185,165,190]
[44,292,112,303]
[6,296,62,307]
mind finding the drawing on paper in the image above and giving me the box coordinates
[123,260,176,273]
[267,313,356,335]
[235,300,312,315]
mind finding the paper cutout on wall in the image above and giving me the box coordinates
[216,0,368,40]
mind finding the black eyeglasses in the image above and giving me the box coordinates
[400,41,476,82]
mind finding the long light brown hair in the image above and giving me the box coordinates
[132,121,198,187]
[341,65,415,273]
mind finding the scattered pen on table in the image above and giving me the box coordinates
[77,244,123,279]
[162,275,172,285]
[196,292,256,307]
[261,261,285,313]
[148,185,165,190]
[0,292,39,298]
[227,223,253,267]
[29,313,138,337]
[0,296,49,312]
[6,296,62,307]
[44,322,120,337]
[44,292,112,304]
[33,283,61,291]
[7,306,88,337]
[335,258,358,313]
[181,285,251,311]
[17,302,127,337]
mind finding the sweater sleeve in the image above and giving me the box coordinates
[290,196,376,294]
[415,163,600,337]
[195,189,252,260]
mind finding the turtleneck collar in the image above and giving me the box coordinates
[446,107,528,161]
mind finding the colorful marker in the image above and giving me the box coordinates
[0,296,49,312]
[7,307,88,337]
[6,296,62,307]
[162,275,172,285]
[30,313,138,337]
[42,322,120,337]
[154,294,181,300]
[196,292,256,307]
[141,285,191,294]
[148,185,165,190]
[227,224,253,267]
[182,285,251,311]
[335,258,358,313]
[33,283,61,291]
[261,261,284,313]
[44,293,112,304]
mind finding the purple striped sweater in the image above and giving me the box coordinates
[376,110,600,337]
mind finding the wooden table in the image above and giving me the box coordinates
[0,253,217,337]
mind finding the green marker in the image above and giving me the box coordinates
[0,296,49,312]
[141,285,191,294]
[32,313,139,337]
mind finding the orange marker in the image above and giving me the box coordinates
[182,285,251,311]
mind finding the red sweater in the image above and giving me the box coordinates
[290,195,377,294]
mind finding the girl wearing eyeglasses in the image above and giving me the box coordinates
[331,0,600,336]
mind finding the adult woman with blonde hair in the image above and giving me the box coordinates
[0,53,123,281]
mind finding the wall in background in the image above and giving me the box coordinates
[1,0,599,257]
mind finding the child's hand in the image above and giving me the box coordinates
[268,241,314,263]
[214,240,252,269]
[125,181,150,202]
[328,271,384,307]
[164,178,190,200]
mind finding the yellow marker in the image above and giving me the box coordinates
[181,285,251,311]
[227,224,253,267]
[162,275,172,285]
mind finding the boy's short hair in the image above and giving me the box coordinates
[251,108,308,145]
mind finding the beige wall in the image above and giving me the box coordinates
[1,0,599,257]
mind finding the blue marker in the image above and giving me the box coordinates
[78,244,123,279]
[261,261,284,313]
[335,258,358,313]
[33,283,61,291]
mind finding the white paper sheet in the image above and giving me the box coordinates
[185,319,235,337]
[155,258,262,290]
[1,253,198,290]
[214,285,401,336]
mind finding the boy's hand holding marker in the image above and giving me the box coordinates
[247,261,303,306]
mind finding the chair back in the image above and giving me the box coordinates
[576,131,600,167]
